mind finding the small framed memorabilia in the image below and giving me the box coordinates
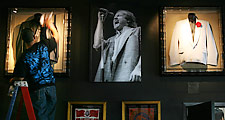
[214,102,225,120]
[122,101,161,120]
[5,8,72,76]
[183,101,225,120]
[160,7,224,75]
[67,101,106,120]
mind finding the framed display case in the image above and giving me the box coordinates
[67,101,106,120]
[5,7,72,76]
[160,7,224,75]
[122,101,161,120]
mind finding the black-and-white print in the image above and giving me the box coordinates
[90,5,141,82]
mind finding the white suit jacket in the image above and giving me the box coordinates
[169,18,218,66]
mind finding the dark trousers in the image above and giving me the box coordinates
[30,86,57,120]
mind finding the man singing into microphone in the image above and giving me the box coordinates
[93,9,141,82]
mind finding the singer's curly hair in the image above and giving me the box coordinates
[117,10,137,28]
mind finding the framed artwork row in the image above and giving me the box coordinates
[67,101,161,120]
[67,101,225,120]
[4,6,225,78]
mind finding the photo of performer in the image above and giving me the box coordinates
[93,8,141,82]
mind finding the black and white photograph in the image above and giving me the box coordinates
[90,3,142,82]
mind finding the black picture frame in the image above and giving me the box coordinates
[160,7,224,75]
[89,2,142,82]
[5,7,72,77]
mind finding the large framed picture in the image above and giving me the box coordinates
[89,3,142,82]
[122,101,161,120]
[5,8,72,76]
[160,7,224,75]
[67,101,106,120]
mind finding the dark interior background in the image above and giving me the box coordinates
[1,0,225,120]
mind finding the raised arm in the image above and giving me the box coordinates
[93,11,106,49]
[46,19,59,44]
[41,13,59,44]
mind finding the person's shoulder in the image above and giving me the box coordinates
[39,38,56,52]
[33,42,43,48]
[132,27,141,32]
[28,41,48,52]
[24,43,41,55]
[108,35,116,41]
[39,39,49,45]
[38,40,49,48]
[136,26,141,29]
[130,27,141,37]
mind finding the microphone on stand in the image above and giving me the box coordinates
[99,8,114,22]
[99,8,114,17]
[98,8,114,82]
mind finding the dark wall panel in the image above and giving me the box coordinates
[0,0,225,120]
